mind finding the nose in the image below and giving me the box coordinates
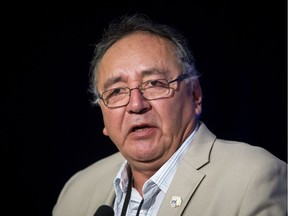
[126,87,150,113]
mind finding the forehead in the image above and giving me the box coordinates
[97,33,181,89]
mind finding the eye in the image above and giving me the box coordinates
[147,79,167,87]
[106,87,126,98]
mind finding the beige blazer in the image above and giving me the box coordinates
[52,122,287,216]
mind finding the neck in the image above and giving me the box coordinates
[131,168,155,197]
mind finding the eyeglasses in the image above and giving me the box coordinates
[98,73,192,108]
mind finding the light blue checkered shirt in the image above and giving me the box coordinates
[113,123,199,216]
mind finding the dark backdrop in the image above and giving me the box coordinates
[3,1,287,215]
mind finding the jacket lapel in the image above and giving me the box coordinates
[158,122,216,215]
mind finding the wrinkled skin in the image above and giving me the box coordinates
[97,32,202,192]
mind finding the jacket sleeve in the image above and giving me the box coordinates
[238,157,287,216]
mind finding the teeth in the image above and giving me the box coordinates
[133,126,149,132]
[134,127,147,132]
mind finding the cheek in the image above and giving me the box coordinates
[101,109,123,136]
[100,105,112,124]
[156,94,192,130]
[101,113,110,136]
[152,101,176,130]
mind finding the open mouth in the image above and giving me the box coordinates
[130,124,153,133]
[132,125,150,132]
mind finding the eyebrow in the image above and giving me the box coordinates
[103,76,122,90]
[102,68,168,90]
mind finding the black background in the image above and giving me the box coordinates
[3,1,287,215]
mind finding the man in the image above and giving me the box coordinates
[53,13,287,216]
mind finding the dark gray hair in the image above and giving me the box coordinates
[89,13,199,105]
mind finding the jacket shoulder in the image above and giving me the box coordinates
[52,152,124,216]
[67,152,124,187]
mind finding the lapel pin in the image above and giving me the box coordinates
[170,196,182,208]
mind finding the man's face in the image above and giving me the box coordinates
[97,33,202,171]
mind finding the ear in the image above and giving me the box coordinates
[192,79,202,116]
[103,127,109,136]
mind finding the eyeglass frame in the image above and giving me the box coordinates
[98,73,192,108]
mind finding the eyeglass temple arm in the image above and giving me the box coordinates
[168,73,192,84]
